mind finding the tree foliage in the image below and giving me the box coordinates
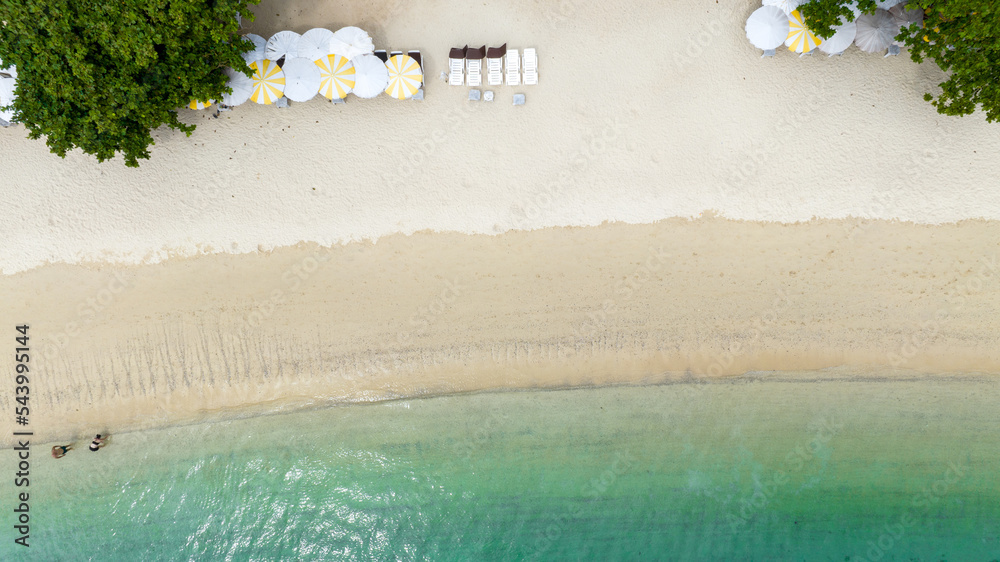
[797,1,879,38]
[0,0,258,167]
[799,1,1000,122]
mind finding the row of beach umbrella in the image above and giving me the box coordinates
[191,26,423,111]
[747,1,924,56]
[2,30,419,127]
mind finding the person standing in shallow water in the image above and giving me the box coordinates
[51,444,72,458]
[89,434,107,452]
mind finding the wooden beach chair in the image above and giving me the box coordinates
[486,44,506,86]
[523,48,538,85]
[374,49,388,62]
[466,45,485,88]
[448,46,467,86]
[505,49,520,86]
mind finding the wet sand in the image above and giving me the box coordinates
[2,217,999,445]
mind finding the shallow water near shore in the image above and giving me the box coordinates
[2,374,999,561]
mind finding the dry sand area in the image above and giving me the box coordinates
[3,218,1000,445]
[3,0,1000,271]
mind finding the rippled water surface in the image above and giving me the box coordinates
[3,375,999,561]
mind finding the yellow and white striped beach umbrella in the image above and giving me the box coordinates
[249,59,285,105]
[315,54,355,100]
[384,54,422,100]
[785,10,822,53]
[188,99,214,110]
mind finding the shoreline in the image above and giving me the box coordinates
[12,367,1000,450]
[2,217,999,446]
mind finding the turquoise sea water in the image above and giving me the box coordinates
[3,375,1000,561]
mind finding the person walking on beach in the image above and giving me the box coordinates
[51,445,72,458]
[89,434,107,452]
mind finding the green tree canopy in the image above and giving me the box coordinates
[0,0,258,167]
[800,1,1000,122]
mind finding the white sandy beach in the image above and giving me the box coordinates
[1,0,1000,273]
[1,0,1000,445]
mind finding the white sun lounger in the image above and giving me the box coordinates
[449,59,464,85]
[523,48,538,85]
[486,44,505,86]
[466,60,482,86]
[486,58,502,85]
[448,46,466,86]
[505,49,520,86]
[466,46,485,88]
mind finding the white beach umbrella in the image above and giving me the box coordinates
[855,9,900,53]
[890,4,924,26]
[315,54,355,99]
[350,53,389,98]
[221,66,254,106]
[0,58,16,79]
[281,57,322,102]
[265,30,300,62]
[0,77,17,123]
[875,0,904,9]
[818,18,858,55]
[241,34,266,65]
[384,54,422,100]
[0,77,14,102]
[785,10,822,54]
[249,59,286,104]
[329,26,375,60]
[297,28,334,62]
[762,0,803,16]
[746,6,790,50]
[890,4,924,46]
